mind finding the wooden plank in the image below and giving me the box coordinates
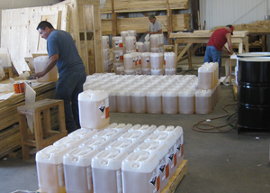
[101,0,189,13]
[102,14,190,35]
[161,160,188,193]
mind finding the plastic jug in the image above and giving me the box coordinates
[146,91,162,114]
[36,145,70,193]
[122,151,161,193]
[33,56,58,82]
[78,90,110,129]
[63,146,99,193]
[131,91,146,113]
[162,91,178,114]
[92,149,128,193]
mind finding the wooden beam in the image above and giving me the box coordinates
[101,14,190,35]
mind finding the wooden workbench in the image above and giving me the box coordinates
[0,81,56,158]
[169,30,249,68]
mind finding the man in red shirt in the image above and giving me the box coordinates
[204,25,234,66]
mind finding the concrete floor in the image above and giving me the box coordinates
[1,84,270,193]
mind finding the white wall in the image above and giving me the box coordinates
[0,0,61,9]
[0,0,61,44]
[200,0,270,29]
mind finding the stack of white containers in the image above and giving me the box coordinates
[122,125,183,193]
[197,62,219,114]
[36,123,184,193]
[150,52,164,75]
[164,52,176,75]
[102,36,111,72]
[141,52,151,75]
[150,34,164,53]
[112,36,125,74]
[83,73,218,114]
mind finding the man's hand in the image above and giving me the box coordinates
[33,71,46,79]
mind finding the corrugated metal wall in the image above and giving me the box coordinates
[200,0,270,29]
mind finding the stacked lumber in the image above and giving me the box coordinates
[100,0,190,35]
[102,14,190,34]
[234,20,270,33]
[101,0,189,13]
[0,81,56,158]
[1,0,103,75]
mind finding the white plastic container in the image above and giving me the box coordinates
[136,42,145,52]
[195,89,213,114]
[116,91,131,113]
[134,141,169,190]
[150,34,161,48]
[146,91,162,114]
[78,90,110,130]
[197,66,214,89]
[162,91,178,114]
[122,151,161,193]
[113,49,124,63]
[128,124,156,134]
[33,56,58,82]
[92,149,128,193]
[127,30,137,37]
[150,53,164,69]
[112,36,124,49]
[178,90,195,114]
[144,41,151,52]
[124,53,135,70]
[103,48,110,61]
[36,145,70,193]
[141,68,151,75]
[141,52,151,69]
[102,36,110,49]
[53,135,85,149]
[165,68,176,75]
[164,52,176,69]
[109,91,117,112]
[125,36,136,52]
[131,91,146,113]
[63,146,99,193]
[124,69,136,75]
[67,128,97,140]
[106,138,136,153]
[151,69,164,75]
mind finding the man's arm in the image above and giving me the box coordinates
[225,33,234,54]
[149,29,162,34]
[34,54,59,78]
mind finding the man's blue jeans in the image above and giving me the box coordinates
[204,46,222,66]
[56,71,86,133]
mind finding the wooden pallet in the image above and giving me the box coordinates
[161,159,188,193]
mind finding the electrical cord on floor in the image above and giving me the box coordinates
[192,103,238,133]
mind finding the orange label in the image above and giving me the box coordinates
[165,165,170,178]
[105,107,110,118]
[174,154,177,166]
[156,176,160,191]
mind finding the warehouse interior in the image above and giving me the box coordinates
[1,0,270,193]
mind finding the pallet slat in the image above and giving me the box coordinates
[161,160,188,193]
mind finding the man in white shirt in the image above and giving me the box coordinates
[148,15,162,34]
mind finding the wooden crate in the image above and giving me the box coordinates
[1,0,103,75]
